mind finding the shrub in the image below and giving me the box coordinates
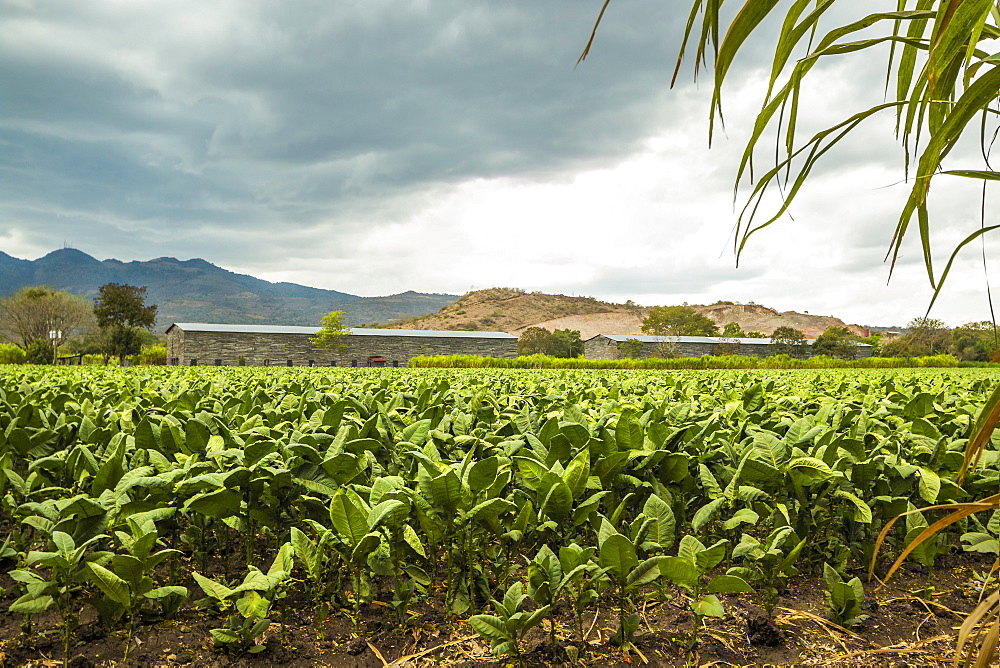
[0,344,26,364]
[138,345,167,366]
[25,339,52,365]
[408,354,960,370]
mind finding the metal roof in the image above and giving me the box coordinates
[349,327,515,339]
[588,334,871,348]
[168,323,516,339]
[169,323,320,335]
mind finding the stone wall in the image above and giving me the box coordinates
[583,335,871,360]
[166,329,517,367]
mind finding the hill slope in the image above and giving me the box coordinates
[385,288,624,332]
[0,249,457,329]
[392,289,864,339]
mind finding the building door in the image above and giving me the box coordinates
[367,356,387,367]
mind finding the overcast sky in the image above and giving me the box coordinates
[3,1,999,327]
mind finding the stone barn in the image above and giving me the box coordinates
[583,334,873,360]
[165,323,518,367]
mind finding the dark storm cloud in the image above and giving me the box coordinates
[0,1,698,259]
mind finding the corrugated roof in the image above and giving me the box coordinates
[168,323,516,339]
[350,327,515,339]
[588,334,871,348]
[170,323,320,335]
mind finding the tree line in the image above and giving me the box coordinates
[0,284,159,364]
[517,305,1000,362]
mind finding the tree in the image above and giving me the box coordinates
[769,326,807,357]
[721,322,747,338]
[641,306,719,337]
[811,327,859,360]
[617,338,644,359]
[906,317,952,357]
[519,327,554,356]
[551,329,584,358]
[518,327,583,358]
[93,283,157,364]
[311,311,350,353]
[0,286,93,359]
[951,321,998,362]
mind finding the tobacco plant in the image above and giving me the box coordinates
[8,531,110,667]
[729,527,806,616]
[193,542,293,654]
[469,581,550,659]
[86,519,188,661]
[660,535,752,651]
[597,519,664,649]
[822,563,868,627]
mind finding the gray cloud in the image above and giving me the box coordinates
[3,1,999,326]
[0,2,692,254]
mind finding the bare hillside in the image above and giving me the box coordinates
[512,311,644,340]
[389,289,865,339]
[384,288,620,332]
[693,302,865,338]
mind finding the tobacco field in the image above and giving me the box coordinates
[1,366,999,666]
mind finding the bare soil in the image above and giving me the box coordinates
[1,552,992,667]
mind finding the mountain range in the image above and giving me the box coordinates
[0,249,458,330]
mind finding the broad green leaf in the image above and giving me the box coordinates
[539,479,573,520]
[145,585,188,600]
[193,572,233,601]
[961,532,1000,554]
[429,469,463,514]
[615,409,644,450]
[833,490,873,524]
[402,419,431,446]
[467,456,499,494]
[51,531,74,556]
[403,524,426,557]
[660,556,698,590]
[722,508,759,531]
[696,540,729,572]
[626,556,665,589]
[9,594,53,614]
[367,499,407,531]
[236,591,269,618]
[599,533,638,582]
[562,448,590,499]
[330,490,369,546]
[916,467,941,504]
[695,594,725,618]
[707,574,753,594]
[87,562,131,607]
[210,628,240,644]
[693,498,724,531]
[642,493,675,550]
[469,614,509,642]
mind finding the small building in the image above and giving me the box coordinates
[165,323,518,367]
[583,334,873,360]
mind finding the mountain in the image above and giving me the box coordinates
[389,289,866,339]
[0,249,458,329]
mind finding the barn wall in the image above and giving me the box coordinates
[583,336,618,360]
[168,329,517,367]
[581,335,869,360]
